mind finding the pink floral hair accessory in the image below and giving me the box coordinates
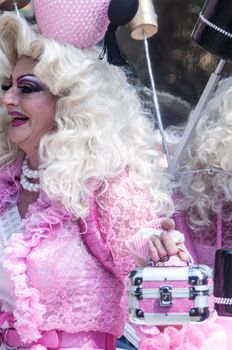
[33,0,139,66]
[33,0,111,48]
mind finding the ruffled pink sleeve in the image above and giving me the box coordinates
[97,172,162,278]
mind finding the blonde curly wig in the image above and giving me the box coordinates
[177,77,232,228]
[0,14,174,218]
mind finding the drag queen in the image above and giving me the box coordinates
[0,2,227,349]
[0,11,180,350]
[176,76,232,266]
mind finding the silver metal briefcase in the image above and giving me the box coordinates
[128,265,214,326]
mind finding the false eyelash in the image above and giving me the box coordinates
[18,85,42,93]
[1,84,11,91]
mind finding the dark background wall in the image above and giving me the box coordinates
[117,0,232,126]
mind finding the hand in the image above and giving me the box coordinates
[148,218,189,263]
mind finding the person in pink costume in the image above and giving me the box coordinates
[135,78,232,349]
[171,77,232,350]
[0,12,189,350]
[175,77,232,267]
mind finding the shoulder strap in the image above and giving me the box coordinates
[80,195,117,276]
[80,199,121,348]
[80,195,139,348]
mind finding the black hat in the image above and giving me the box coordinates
[214,249,232,316]
[191,0,232,61]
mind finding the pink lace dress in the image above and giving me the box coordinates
[175,208,232,267]
[0,157,228,350]
[0,157,158,350]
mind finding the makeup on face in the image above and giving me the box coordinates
[1,74,49,94]
[1,74,51,127]
[9,111,30,127]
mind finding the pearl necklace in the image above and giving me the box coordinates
[20,157,41,192]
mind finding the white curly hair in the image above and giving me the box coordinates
[176,76,232,228]
[0,13,174,218]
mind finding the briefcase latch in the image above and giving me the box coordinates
[160,286,173,306]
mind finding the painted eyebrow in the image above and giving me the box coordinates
[3,75,13,84]
[17,74,49,90]
[2,74,46,88]
[4,74,35,85]
[17,74,38,83]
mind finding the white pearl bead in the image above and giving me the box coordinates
[20,174,40,192]
[22,156,41,179]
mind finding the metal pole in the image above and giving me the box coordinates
[143,35,171,164]
[13,2,20,16]
[168,59,225,174]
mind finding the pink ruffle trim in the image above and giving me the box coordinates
[0,157,22,214]
[139,321,227,350]
[4,191,73,343]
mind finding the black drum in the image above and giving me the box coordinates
[192,0,232,61]
[214,249,232,316]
